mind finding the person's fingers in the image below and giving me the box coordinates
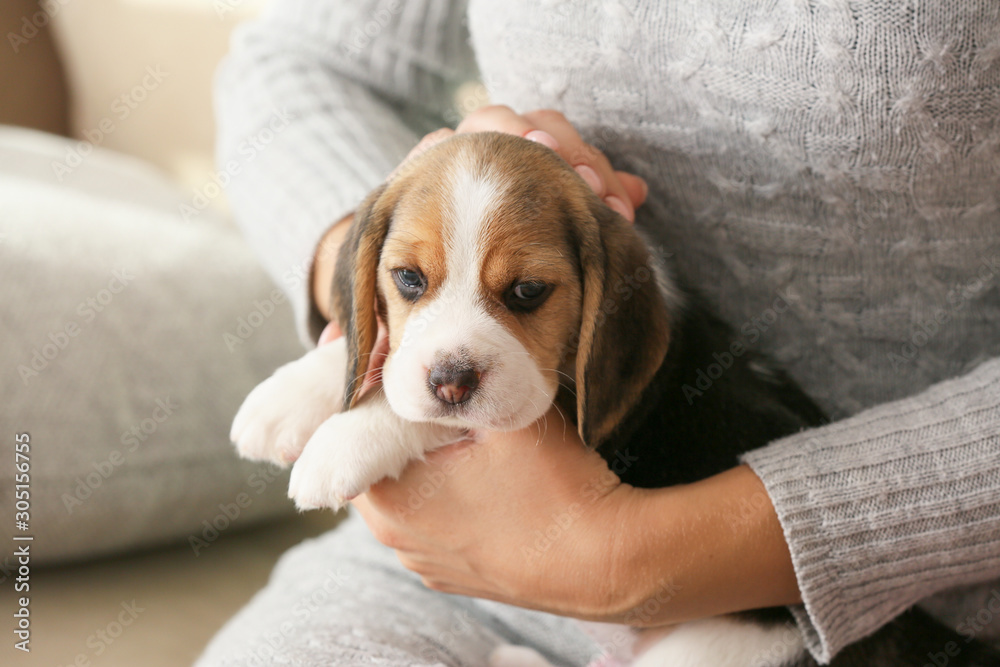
[350,495,417,552]
[521,109,584,158]
[456,104,535,137]
[617,171,649,209]
[522,109,638,222]
[350,493,375,520]
[363,464,423,511]
[318,320,343,346]
[573,164,606,197]
[409,127,455,159]
[389,128,455,179]
[363,438,476,512]
[457,104,561,152]
[455,107,647,221]
[422,438,478,465]
[408,109,649,222]
[391,549,499,592]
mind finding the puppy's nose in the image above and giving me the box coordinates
[428,365,480,405]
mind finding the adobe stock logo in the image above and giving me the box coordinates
[887,253,1000,370]
[222,289,289,352]
[51,67,169,181]
[340,0,403,60]
[6,0,72,53]
[61,397,179,514]
[18,268,135,385]
[681,287,798,404]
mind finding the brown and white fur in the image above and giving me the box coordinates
[230,133,1000,667]
[232,131,677,509]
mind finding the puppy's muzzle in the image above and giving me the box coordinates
[428,362,481,405]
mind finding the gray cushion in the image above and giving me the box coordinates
[0,127,303,564]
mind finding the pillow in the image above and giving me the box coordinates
[0,126,304,564]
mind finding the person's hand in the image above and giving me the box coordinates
[352,416,802,626]
[312,106,648,320]
[416,105,648,221]
[352,408,649,620]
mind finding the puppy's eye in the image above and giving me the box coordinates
[392,268,426,301]
[505,281,552,312]
[514,282,547,300]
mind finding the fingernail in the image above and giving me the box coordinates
[524,130,559,151]
[605,195,633,222]
[639,177,649,200]
[575,164,604,195]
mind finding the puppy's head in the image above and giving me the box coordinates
[331,132,672,448]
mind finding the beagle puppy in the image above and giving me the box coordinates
[230,133,1000,667]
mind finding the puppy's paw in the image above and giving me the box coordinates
[230,338,348,466]
[287,391,465,511]
[286,412,386,511]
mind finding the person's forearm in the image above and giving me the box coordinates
[741,356,1000,662]
[353,408,802,629]
[610,464,800,627]
[215,0,475,345]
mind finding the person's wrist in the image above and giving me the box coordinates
[592,484,684,623]
[605,465,800,628]
[560,481,656,620]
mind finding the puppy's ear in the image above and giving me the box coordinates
[330,184,391,409]
[572,200,672,449]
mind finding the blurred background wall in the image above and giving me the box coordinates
[0,4,355,667]
[1,0,266,197]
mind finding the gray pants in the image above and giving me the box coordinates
[195,512,599,666]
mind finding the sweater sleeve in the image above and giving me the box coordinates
[741,356,1000,663]
[214,0,475,347]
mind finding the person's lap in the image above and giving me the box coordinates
[195,511,600,666]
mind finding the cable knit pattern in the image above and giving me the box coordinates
[211,0,1000,664]
[744,358,1000,659]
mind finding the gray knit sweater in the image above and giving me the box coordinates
[214,0,1000,662]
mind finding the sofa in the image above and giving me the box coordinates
[0,2,343,665]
